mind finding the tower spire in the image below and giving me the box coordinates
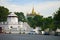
[32,7,34,14]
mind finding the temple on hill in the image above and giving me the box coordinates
[27,7,40,17]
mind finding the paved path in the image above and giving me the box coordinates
[0,34,60,40]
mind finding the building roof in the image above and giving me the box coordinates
[8,12,17,17]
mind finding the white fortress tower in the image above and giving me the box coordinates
[4,12,19,33]
[7,12,18,24]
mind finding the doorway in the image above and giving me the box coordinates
[0,27,2,33]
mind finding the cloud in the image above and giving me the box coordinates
[0,0,6,1]
[0,0,8,2]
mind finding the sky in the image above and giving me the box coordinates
[0,0,60,17]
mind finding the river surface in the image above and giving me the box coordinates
[0,34,60,40]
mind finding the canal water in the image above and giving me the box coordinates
[0,34,60,40]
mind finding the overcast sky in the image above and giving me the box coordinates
[0,0,60,17]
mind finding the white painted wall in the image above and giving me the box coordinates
[7,17,18,24]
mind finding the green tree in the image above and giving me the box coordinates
[33,15,43,27]
[0,6,9,22]
[42,16,53,31]
[27,15,43,28]
[54,8,60,29]
[27,17,35,28]
[15,12,26,22]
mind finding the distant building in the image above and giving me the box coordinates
[56,28,60,33]
[27,7,40,18]
[33,27,41,34]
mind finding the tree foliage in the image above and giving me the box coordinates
[54,8,60,29]
[41,16,53,31]
[0,6,9,22]
[15,12,26,22]
[33,15,43,27]
[27,15,43,28]
[27,17,36,28]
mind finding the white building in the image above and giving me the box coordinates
[33,27,41,34]
[0,12,32,34]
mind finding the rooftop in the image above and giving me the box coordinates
[8,12,17,17]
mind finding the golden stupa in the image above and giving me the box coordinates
[27,7,40,17]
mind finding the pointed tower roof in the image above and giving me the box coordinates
[27,6,40,17]
[32,7,36,14]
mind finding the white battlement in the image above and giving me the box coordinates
[0,22,7,25]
